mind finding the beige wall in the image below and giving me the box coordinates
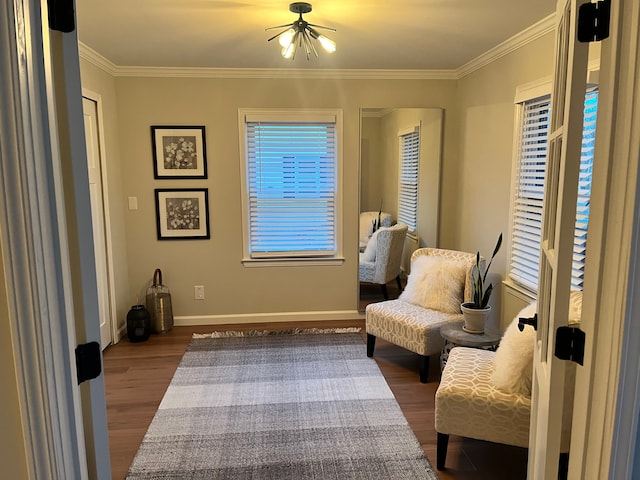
[454,33,556,329]
[99,76,457,322]
[0,243,30,479]
[360,114,383,213]
[79,31,570,329]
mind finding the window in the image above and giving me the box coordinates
[239,110,342,263]
[509,88,598,292]
[398,126,420,233]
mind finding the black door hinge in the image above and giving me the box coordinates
[578,0,611,43]
[75,342,102,384]
[47,0,75,33]
[555,326,586,365]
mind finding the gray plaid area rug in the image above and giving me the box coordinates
[126,328,438,479]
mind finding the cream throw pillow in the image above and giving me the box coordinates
[359,229,380,263]
[491,302,537,396]
[399,255,467,314]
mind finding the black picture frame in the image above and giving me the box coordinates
[151,125,207,179]
[154,188,210,240]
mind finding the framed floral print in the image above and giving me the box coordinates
[151,126,207,179]
[154,188,210,240]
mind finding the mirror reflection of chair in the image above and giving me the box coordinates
[358,223,407,300]
[366,248,477,382]
[359,211,392,251]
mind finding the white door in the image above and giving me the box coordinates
[82,97,112,350]
[528,0,591,477]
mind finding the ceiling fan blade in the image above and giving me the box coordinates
[265,22,294,32]
[305,22,336,32]
[266,25,294,42]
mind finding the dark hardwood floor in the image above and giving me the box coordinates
[103,281,527,479]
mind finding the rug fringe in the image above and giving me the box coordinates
[192,327,361,339]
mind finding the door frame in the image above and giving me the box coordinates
[82,90,119,347]
[1,0,111,477]
[568,0,640,477]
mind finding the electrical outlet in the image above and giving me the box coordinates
[194,285,205,300]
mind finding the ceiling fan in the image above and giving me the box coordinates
[265,2,336,60]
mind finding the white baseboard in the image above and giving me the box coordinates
[174,310,364,326]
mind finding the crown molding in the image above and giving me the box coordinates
[455,14,555,80]
[78,15,556,81]
[78,43,117,75]
[110,65,457,80]
[361,108,394,118]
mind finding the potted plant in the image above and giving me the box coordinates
[370,201,384,235]
[461,233,503,333]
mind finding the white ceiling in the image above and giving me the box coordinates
[76,0,556,71]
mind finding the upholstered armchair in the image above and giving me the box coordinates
[434,296,582,476]
[359,211,392,251]
[366,247,478,383]
[359,223,408,300]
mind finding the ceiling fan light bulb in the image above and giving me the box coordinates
[278,28,295,47]
[282,42,295,59]
[318,35,336,53]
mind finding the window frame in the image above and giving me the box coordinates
[507,75,598,294]
[238,108,344,267]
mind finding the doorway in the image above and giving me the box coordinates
[82,94,115,349]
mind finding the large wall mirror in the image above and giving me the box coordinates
[359,108,443,300]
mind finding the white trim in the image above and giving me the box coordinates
[1,1,88,477]
[457,14,555,79]
[569,0,640,477]
[397,124,420,137]
[514,76,552,103]
[514,60,600,104]
[174,310,363,326]
[77,43,117,76]
[113,66,458,80]
[241,257,345,267]
[82,89,119,346]
[604,1,640,477]
[238,108,344,262]
[502,279,537,302]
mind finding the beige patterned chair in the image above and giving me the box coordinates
[434,295,581,474]
[359,223,408,300]
[365,247,478,383]
[359,210,393,250]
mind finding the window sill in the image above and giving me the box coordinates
[502,279,537,301]
[242,256,345,267]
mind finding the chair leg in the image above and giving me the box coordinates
[395,275,403,291]
[419,355,429,383]
[559,452,569,480]
[380,283,389,300]
[436,433,449,470]
[366,334,376,358]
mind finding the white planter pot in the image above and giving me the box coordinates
[461,302,491,334]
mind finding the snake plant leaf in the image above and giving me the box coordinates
[482,283,494,309]
[469,233,502,309]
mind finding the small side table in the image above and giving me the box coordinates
[440,320,502,371]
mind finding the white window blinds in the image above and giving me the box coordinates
[398,127,420,232]
[245,119,337,258]
[509,90,598,291]
[573,90,598,289]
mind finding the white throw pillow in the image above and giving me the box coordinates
[491,302,537,396]
[359,229,380,263]
[399,255,467,314]
[359,213,376,246]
